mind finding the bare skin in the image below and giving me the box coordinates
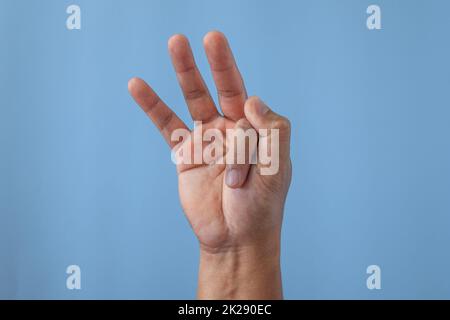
[128,31,292,299]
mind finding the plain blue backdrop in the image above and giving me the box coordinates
[1,0,449,299]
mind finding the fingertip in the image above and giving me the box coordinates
[128,77,152,101]
[168,34,189,54]
[225,168,242,188]
[203,30,225,42]
[203,30,228,51]
[128,77,141,94]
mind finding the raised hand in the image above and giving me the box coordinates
[128,31,291,299]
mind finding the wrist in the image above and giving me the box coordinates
[197,240,282,300]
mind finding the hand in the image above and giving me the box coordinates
[128,31,292,299]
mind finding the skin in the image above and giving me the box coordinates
[128,31,292,299]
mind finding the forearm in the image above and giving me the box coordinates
[197,241,283,300]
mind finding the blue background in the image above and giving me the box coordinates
[1,0,449,299]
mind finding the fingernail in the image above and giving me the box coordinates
[255,98,269,115]
[225,169,240,187]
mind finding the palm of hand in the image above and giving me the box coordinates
[177,116,267,250]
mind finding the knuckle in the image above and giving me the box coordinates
[158,111,174,131]
[272,116,291,131]
[184,88,207,101]
[218,88,244,99]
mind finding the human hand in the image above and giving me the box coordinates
[128,31,291,299]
